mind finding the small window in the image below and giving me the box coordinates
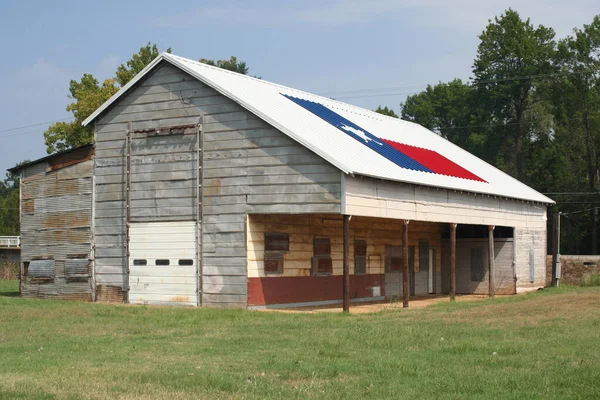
[471,247,485,282]
[156,259,170,266]
[265,233,290,252]
[28,259,55,280]
[133,259,147,266]
[65,259,90,282]
[312,237,332,275]
[264,233,289,275]
[179,259,194,266]
[385,245,402,272]
[354,239,367,275]
[265,252,284,274]
[22,261,30,277]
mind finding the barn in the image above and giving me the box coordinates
[11,53,554,308]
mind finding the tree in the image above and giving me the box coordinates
[401,79,492,160]
[44,75,119,153]
[472,8,557,180]
[116,43,172,86]
[0,164,25,236]
[199,56,249,75]
[551,16,600,253]
[44,45,253,154]
[375,106,398,118]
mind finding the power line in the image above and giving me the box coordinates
[544,192,600,195]
[318,69,597,98]
[0,118,73,135]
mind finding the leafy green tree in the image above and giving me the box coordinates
[401,79,493,159]
[44,45,254,154]
[375,106,398,118]
[473,8,557,180]
[551,16,600,253]
[44,75,119,153]
[116,43,172,86]
[0,165,24,236]
[199,56,249,75]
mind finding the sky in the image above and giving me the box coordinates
[0,0,597,175]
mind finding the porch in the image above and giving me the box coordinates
[246,214,512,310]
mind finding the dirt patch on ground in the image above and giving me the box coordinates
[260,294,505,314]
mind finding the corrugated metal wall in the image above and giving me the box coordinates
[20,147,94,300]
[93,61,342,307]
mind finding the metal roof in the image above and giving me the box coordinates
[8,144,94,173]
[83,53,554,204]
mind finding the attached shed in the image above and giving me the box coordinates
[10,145,94,300]
[14,53,553,308]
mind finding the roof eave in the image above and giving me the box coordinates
[355,173,555,205]
[82,53,169,127]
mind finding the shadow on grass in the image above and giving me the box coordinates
[0,280,20,297]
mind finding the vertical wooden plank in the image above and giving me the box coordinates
[402,220,410,308]
[343,214,350,312]
[450,223,457,301]
[488,225,495,298]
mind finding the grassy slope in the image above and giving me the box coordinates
[0,281,599,400]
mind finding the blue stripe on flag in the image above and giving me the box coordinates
[283,94,432,173]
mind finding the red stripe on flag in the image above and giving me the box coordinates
[381,139,486,182]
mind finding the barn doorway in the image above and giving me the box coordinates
[128,221,198,306]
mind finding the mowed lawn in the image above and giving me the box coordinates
[0,281,599,400]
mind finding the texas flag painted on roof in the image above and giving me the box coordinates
[82,53,553,203]
[283,94,486,183]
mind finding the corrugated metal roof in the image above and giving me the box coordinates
[8,144,94,173]
[83,53,553,204]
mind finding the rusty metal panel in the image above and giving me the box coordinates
[19,155,94,301]
[65,259,91,278]
[96,285,124,302]
[29,259,55,278]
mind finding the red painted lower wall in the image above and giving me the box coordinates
[248,274,385,307]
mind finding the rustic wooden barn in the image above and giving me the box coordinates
[12,53,553,308]
[10,145,94,300]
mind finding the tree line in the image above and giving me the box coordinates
[3,9,599,254]
[376,9,600,255]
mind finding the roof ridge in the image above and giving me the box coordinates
[165,53,416,126]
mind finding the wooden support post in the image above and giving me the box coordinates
[488,225,495,298]
[402,220,410,308]
[450,223,457,301]
[551,212,562,287]
[343,214,350,313]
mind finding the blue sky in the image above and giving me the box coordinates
[0,0,597,175]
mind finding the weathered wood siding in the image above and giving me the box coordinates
[344,175,547,292]
[19,147,94,300]
[441,238,515,295]
[93,61,342,306]
[94,62,202,300]
[247,214,443,307]
[344,175,547,229]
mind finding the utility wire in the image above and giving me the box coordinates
[319,69,598,97]
[0,68,596,140]
[0,118,73,135]
[544,192,600,195]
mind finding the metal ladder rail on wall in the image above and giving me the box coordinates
[125,121,204,305]
[196,118,204,307]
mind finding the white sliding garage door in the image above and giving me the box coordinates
[129,221,198,306]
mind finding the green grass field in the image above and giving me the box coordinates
[1,281,599,400]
